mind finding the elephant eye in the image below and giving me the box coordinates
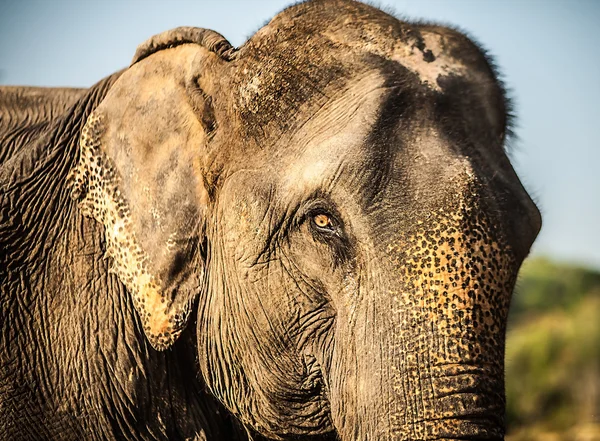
[310,212,340,236]
[302,202,344,240]
[313,213,333,229]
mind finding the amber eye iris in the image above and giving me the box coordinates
[313,213,332,228]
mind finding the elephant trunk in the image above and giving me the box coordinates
[328,326,507,440]
[326,189,517,440]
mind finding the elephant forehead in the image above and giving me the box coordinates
[391,32,467,92]
[323,27,467,92]
[279,71,388,193]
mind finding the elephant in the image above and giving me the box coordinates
[0,0,541,440]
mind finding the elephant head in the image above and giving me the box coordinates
[68,1,541,439]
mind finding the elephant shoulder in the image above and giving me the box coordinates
[0,74,121,262]
[0,86,87,165]
[0,75,122,191]
[0,86,86,126]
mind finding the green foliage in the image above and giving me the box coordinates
[506,257,600,440]
[510,257,600,320]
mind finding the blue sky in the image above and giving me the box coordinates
[1,0,598,269]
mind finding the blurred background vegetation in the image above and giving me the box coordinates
[506,257,600,440]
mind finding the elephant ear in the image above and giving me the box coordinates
[67,29,233,350]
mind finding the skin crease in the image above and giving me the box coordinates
[0,1,541,440]
[0,87,86,165]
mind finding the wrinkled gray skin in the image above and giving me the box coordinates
[0,1,541,440]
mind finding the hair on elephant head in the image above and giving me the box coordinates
[68,1,540,440]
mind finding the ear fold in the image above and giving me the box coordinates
[131,26,237,65]
[68,33,230,350]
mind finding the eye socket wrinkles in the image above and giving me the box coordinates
[252,198,345,265]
